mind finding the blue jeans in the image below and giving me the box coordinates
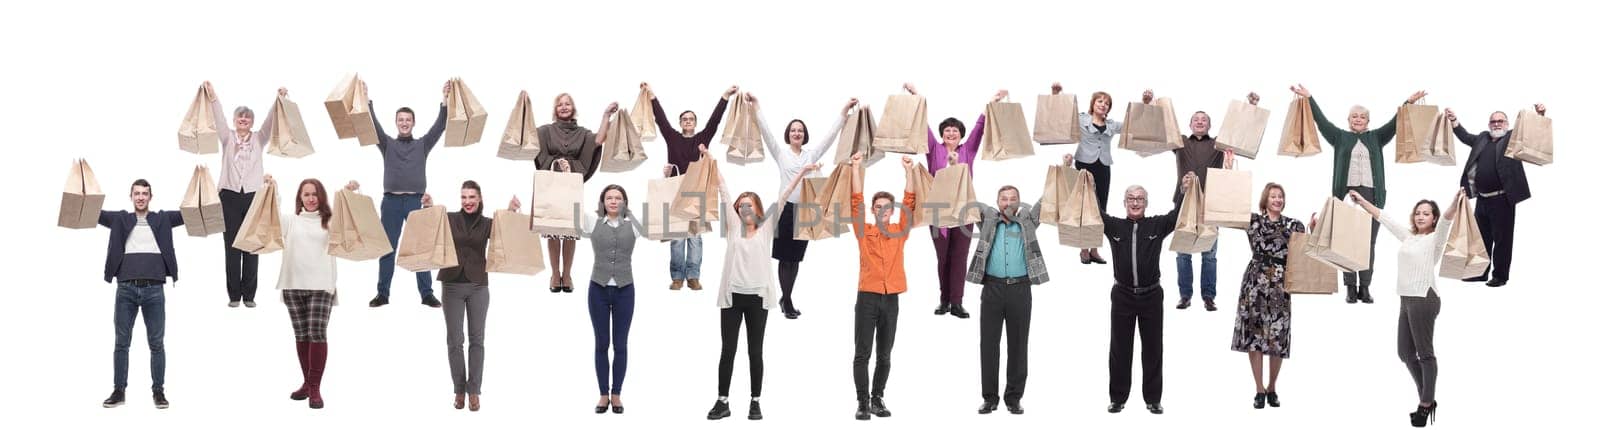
[588,283,635,395]
[378,194,433,299]
[669,236,702,280]
[1175,241,1217,300]
[113,280,166,391]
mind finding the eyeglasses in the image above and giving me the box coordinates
[1489,119,1508,124]
[1124,197,1147,202]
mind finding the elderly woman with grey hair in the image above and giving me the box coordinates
[1288,84,1425,305]
[204,81,286,309]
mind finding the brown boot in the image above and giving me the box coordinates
[687,278,703,291]
[670,279,684,290]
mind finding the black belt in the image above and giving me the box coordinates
[120,279,163,287]
[1115,283,1161,295]
[1252,254,1287,265]
[384,192,421,197]
[984,275,1029,286]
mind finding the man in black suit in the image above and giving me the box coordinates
[1445,104,1545,287]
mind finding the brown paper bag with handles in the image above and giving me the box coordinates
[1038,164,1077,226]
[1119,99,1184,156]
[672,157,722,225]
[630,89,658,142]
[599,108,648,172]
[929,163,981,228]
[267,95,315,158]
[835,106,884,167]
[1033,94,1081,144]
[1395,103,1440,164]
[1285,232,1339,294]
[178,84,220,154]
[1059,169,1104,248]
[979,99,1035,161]
[796,167,855,241]
[1169,178,1219,253]
[232,180,283,254]
[906,164,936,228]
[644,171,694,241]
[1420,110,1457,165]
[396,205,459,272]
[443,77,488,147]
[1439,193,1491,280]
[721,93,765,165]
[1216,100,1270,159]
[530,171,584,237]
[873,94,929,154]
[1306,196,1371,272]
[180,165,225,237]
[487,209,547,276]
[497,91,541,161]
[1277,96,1322,157]
[59,159,105,229]
[1202,168,1253,229]
[1506,109,1552,165]
[324,73,380,146]
[328,189,392,261]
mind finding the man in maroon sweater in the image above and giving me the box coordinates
[645,82,736,291]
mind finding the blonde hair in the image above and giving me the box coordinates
[1348,105,1370,117]
[552,93,576,122]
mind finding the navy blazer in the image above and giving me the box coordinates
[98,210,185,283]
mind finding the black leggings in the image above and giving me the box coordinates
[1076,160,1112,214]
[718,293,769,397]
[778,261,800,312]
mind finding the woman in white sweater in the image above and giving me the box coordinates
[267,175,354,410]
[1342,188,1462,428]
[704,144,816,421]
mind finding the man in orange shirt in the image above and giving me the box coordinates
[847,153,918,421]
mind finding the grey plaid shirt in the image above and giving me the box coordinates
[965,200,1050,285]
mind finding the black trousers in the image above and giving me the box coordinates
[1109,285,1163,404]
[980,279,1032,404]
[718,293,768,397]
[1343,186,1379,290]
[1475,195,1516,281]
[220,189,259,302]
[1076,161,1112,214]
[853,291,899,400]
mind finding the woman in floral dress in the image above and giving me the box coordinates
[1225,151,1306,410]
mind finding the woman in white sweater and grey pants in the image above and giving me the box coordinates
[1343,188,1463,428]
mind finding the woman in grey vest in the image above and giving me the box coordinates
[582,184,645,414]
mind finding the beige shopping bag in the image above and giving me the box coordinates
[396,205,459,272]
[530,170,584,237]
[267,94,315,158]
[232,180,283,254]
[327,189,392,261]
[906,164,936,228]
[979,99,1035,161]
[497,91,542,161]
[1038,164,1077,226]
[1285,231,1339,294]
[1169,178,1219,253]
[835,106,884,166]
[873,94,929,154]
[1216,100,1270,159]
[1033,93,1081,144]
[796,166,856,241]
[1277,96,1322,157]
[58,159,105,229]
[1506,109,1552,165]
[442,77,488,147]
[1119,98,1184,156]
[1202,168,1252,229]
[671,157,722,225]
[1059,169,1104,248]
[644,173,694,241]
[927,163,981,228]
[1438,193,1490,280]
[630,89,658,142]
[721,93,765,165]
[599,108,648,172]
[324,73,380,146]
[1305,196,1371,272]
[487,209,547,276]
[179,165,225,237]
[1420,110,1457,165]
[178,84,220,154]
[1395,103,1440,164]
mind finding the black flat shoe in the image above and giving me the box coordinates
[595,398,610,414]
[1266,391,1280,407]
[1486,278,1507,287]
[1107,402,1125,413]
[855,400,872,420]
[707,400,731,420]
[562,286,575,293]
[978,401,998,414]
[1006,402,1024,415]
[1146,403,1163,414]
[747,400,762,420]
[1253,393,1266,409]
[1204,299,1218,312]
[1176,298,1191,310]
[612,404,624,414]
[935,302,950,315]
[1081,254,1093,264]
[369,296,388,307]
[1462,275,1488,283]
[1090,255,1108,264]
[869,396,891,417]
[949,304,970,319]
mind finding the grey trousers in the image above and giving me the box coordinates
[444,283,490,395]
[1398,290,1440,404]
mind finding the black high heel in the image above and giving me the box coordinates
[595,398,610,414]
[1411,402,1437,427]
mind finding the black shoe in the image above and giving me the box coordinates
[244,301,257,308]
[949,304,970,319]
[869,396,891,417]
[978,400,998,414]
[935,302,950,315]
[784,310,799,319]
[1345,287,1358,304]
[1411,402,1438,427]
[747,400,763,420]
[855,400,872,420]
[1006,401,1024,415]
[369,296,388,307]
[153,389,169,409]
[1176,298,1191,310]
[1253,393,1266,409]
[1090,255,1108,264]
[613,404,624,414]
[1359,286,1374,304]
[1487,278,1507,287]
[102,390,125,408]
[1266,391,1280,407]
[595,398,609,414]
[422,295,442,308]
[1081,254,1093,265]
[1204,299,1218,312]
[1146,403,1163,414]
[562,285,575,293]
[1462,276,1488,283]
[707,400,731,420]
[1107,402,1125,413]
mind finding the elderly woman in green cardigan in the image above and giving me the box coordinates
[1287,84,1426,305]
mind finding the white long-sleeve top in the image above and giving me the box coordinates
[1378,213,1453,298]
[757,111,844,203]
[277,211,338,303]
[716,171,784,310]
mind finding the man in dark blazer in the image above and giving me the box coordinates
[97,179,184,409]
[1445,104,1545,287]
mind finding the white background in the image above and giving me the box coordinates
[2,0,1592,429]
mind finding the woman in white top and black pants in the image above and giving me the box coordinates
[704,144,816,421]
[269,175,350,409]
[752,93,856,319]
[1344,188,1462,428]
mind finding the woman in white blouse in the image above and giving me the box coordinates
[703,144,816,421]
[266,175,352,410]
[206,81,285,308]
[1341,188,1463,427]
[749,93,857,319]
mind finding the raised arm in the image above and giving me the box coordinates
[899,156,916,226]
[419,81,451,149]
[594,102,619,146]
[965,92,1003,158]
[803,100,855,165]
[1372,91,1427,146]
[205,81,232,146]
[256,87,286,146]
[1444,108,1478,145]
[750,94,784,161]
[647,84,677,143]
[699,85,736,139]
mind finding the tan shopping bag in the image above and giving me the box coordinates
[927,163,980,228]
[232,180,283,254]
[796,167,855,241]
[267,94,315,158]
[1059,169,1104,248]
[497,91,541,161]
[1285,231,1339,294]
[327,189,392,261]
[1306,196,1371,272]
[1169,178,1219,254]
[1216,100,1270,159]
[599,108,648,172]
[721,93,765,165]
[1395,103,1440,164]
[178,84,220,154]
[1202,168,1252,229]
[396,205,459,272]
[487,209,547,276]
[1277,96,1322,157]
[1438,193,1491,280]
[442,77,488,147]
[671,157,722,225]
[835,106,884,167]
[324,73,380,146]
[58,159,105,229]
[1038,164,1076,226]
[1119,98,1184,156]
[1506,109,1552,165]
[980,99,1035,161]
[873,94,929,154]
[630,89,658,142]
[530,171,584,237]
[1033,93,1081,144]
[179,165,225,237]
[644,172,695,241]
[906,164,936,228]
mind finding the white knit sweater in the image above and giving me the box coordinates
[277,212,338,302]
[1378,213,1453,298]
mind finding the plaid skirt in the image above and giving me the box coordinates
[284,290,335,343]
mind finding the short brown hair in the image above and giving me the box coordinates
[997,185,1019,197]
[1258,182,1285,213]
[1090,91,1113,112]
[871,191,895,206]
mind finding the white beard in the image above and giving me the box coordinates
[1489,129,1508,139]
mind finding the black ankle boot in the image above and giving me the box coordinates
[855,400,871,420]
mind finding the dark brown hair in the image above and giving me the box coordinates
[595,184,629,217]
[735,191,765,225]
[296,179,332,229]
[1411,199,1441,234]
